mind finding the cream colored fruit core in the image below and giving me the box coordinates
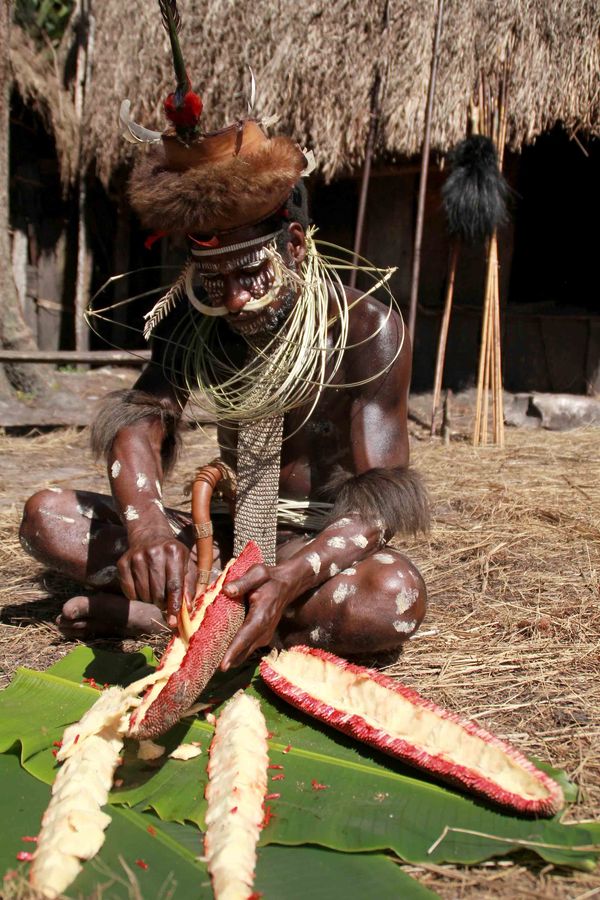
[129,561,233,731]
[272,650,550,801]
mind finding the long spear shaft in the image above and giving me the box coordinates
[407,0,445,345]
[350,76,380,289]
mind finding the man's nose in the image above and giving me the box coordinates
[222,276,251,314]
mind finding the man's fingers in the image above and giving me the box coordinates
[117,559,137,603]
[223,564,270,598]
[221,615,269,670]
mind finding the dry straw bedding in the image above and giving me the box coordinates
[0,423,599,898]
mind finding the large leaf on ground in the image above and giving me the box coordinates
[0,752,431,899]
[0,647,598,871]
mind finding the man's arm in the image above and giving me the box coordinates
[221,303,429,667]
[90,355,192,627]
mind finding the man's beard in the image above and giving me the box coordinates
[226,285,297,337]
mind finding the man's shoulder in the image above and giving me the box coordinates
[343,287,406,348]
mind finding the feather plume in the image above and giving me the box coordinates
[442,135,508,243]
[158,0,182,35]
[143,262,190,340]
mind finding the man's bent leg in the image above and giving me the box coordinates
[20,488,167,637]
[276,547,426,656]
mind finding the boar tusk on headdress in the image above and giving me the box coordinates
[119,100,162,145]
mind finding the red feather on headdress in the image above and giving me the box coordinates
[158,0,203,137]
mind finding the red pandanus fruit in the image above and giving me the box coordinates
[129,541,263,740]
[260,646,564,816]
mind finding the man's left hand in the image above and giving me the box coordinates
[220,564,294,670]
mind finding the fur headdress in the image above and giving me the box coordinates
[122,1,309,237]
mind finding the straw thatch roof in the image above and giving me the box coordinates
[9,26,79,185]
[24,0,600,185]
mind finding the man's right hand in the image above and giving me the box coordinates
[116,528,193,629]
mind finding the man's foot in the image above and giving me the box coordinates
[57,593,168,639]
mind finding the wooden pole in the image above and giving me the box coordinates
[407,0,445,345]
[73,0,93,357]
[430,240,459,435]
[350,76,380,289]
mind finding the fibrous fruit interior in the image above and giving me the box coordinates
[30,686,141,899]
[260,646,564,815]
[205,691,269,900]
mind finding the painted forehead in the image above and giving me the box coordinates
[194,246,271,275]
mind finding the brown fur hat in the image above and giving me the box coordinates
[129,135,306,234]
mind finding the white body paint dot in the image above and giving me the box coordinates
[111,460,121,478]
[306,552,321,575]
[327,517,352,529]
[124,505,139,521]
[310,626,322,643]
[393,619,417,634]
[342,567,357,576]
[327,536,346,549]
[332,584,349,604]
[373,552,395,564]
[329,563,340,577]
[136,472,149,490]
[350,534,368,549]
[395,587,419,615]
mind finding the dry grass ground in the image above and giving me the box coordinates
[0,420,599,899]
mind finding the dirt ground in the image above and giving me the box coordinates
[0,396,599,899]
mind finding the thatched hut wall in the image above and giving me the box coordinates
[84,0,600,185]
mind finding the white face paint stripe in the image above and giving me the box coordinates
[111,460,121,478]
[306,552,321,575]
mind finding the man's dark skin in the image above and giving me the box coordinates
[20,221,426,668]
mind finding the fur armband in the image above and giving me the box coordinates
[90,390,181,475]
[323,466,430,539]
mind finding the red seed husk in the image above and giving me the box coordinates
[260,646,564,816]
[271,774,285,782]
[311,780,328,791]
[135,859,149,870]
[16,851,34,862]
[129,542,263,740]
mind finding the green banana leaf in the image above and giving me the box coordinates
[0,646,598,876]
[0,751,434,899]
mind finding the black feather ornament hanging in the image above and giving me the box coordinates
[442,135,508,244]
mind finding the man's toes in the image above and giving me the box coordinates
[59,595,91,623]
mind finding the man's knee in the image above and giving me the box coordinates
[20,489,67,556]
[360,552,427,644]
